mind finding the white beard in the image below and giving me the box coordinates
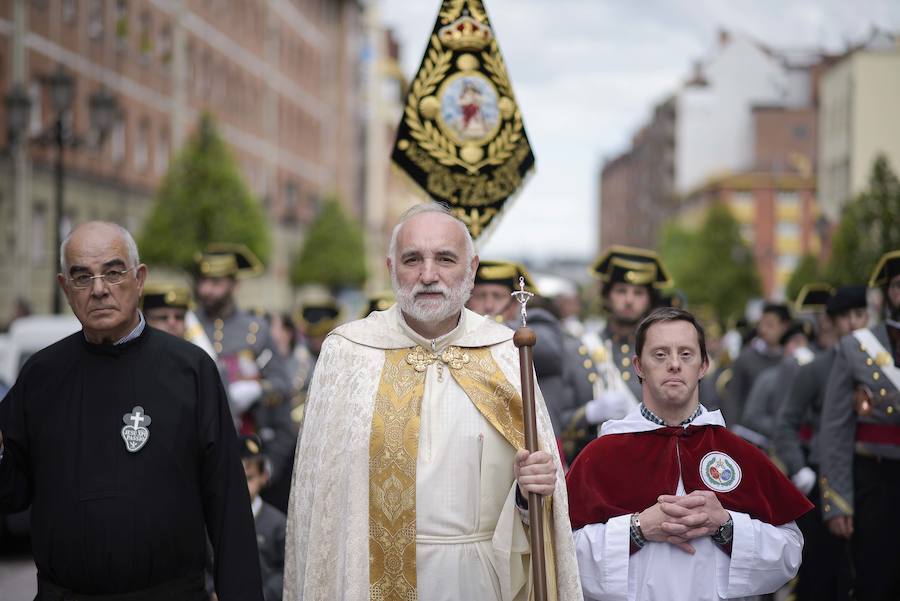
[391,269,472,325]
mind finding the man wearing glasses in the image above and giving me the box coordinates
[0,221,263,601]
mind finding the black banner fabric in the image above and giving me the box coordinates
[390,0,535,238]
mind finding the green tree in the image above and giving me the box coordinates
[290,198,367,290]
[785,254,821,301]
[660,203,761,324]
[826,155,900,285]
[139,113,270,270]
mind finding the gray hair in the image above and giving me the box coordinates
[60,221,140,274]
[387,202,475,263]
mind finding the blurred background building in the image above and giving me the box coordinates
[598,28,900,299]
[0,0,373,316]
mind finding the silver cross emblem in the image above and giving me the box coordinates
[510,276,534,327]
[121,406,152,453]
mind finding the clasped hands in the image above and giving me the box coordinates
[639,490,731,554]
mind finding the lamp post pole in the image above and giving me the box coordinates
[52,111,66,314]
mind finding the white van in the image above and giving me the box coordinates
[0,315,82,389]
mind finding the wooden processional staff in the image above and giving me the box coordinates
[511,277,548,601]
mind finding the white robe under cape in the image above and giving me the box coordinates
[284,305,583,601]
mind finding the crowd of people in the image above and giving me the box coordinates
[0,206,897,601]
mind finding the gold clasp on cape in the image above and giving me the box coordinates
[440,346,470,369]
[405,345,470,375]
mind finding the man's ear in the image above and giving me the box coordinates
[632,354,644,379]
[56,273,69,299]
[698,357,710,380]
[135,263,148,291]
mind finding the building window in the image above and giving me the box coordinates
[28,82,43,136]
[111,114,126,164]
[32,204,47,264]
[728,191,755,223]
[776,191,799,206]
[300,189,318,223]
[776,222,800,237]
[283,181,298,223]
[62,0,77,24]
[186,42,195,94]
[135,118,150,172]
[115,0,129,52]
[88,0,104,39]
[155,127,169,175]
[776,191,801,221]
[777,254,799,272]
[139,11,153,63]
[158,23,173,65]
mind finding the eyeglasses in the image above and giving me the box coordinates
[69,268,134,289]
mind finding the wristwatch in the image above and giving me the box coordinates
[711,514,734,545]
[630,512,647,549]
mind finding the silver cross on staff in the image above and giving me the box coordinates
[510,276,534,327]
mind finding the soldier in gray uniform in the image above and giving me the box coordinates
[465,260,572,436]
[723,302,791,425]
[771,285,868,601]
[820,250,900,601]
[193,244,294,511]
[739,319,815,446]
[560,246,671,461]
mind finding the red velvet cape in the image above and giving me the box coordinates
[566,424,813,530]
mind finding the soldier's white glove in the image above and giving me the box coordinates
[585,392,631,424]
[791,466,816,496]
[228,379,263,413]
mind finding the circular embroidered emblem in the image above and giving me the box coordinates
[699,451,742,492]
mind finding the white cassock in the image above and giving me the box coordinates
[284,305,583,601]
[574,408,803,601]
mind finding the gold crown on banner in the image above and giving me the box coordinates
[438,15,493,51]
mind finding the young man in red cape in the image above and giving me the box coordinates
[566,307,812,601]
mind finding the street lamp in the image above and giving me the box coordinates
[4,64,119,314]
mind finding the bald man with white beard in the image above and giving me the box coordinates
[283,203,582,601]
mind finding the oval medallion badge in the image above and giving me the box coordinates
[699,451,741,493]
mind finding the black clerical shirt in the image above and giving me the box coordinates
[0,325,263,600]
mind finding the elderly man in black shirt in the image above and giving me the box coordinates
[0,221,262,601]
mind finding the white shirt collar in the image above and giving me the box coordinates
[251,495,263,519]
[113,311,146,345]
[600,403,726,437]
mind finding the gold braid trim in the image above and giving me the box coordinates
[369,350,426,600]
[820,477,853,516]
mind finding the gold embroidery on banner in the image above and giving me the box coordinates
[369,350,425,601]
[369,345,525,600]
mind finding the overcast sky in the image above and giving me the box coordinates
[377,0,900,263]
